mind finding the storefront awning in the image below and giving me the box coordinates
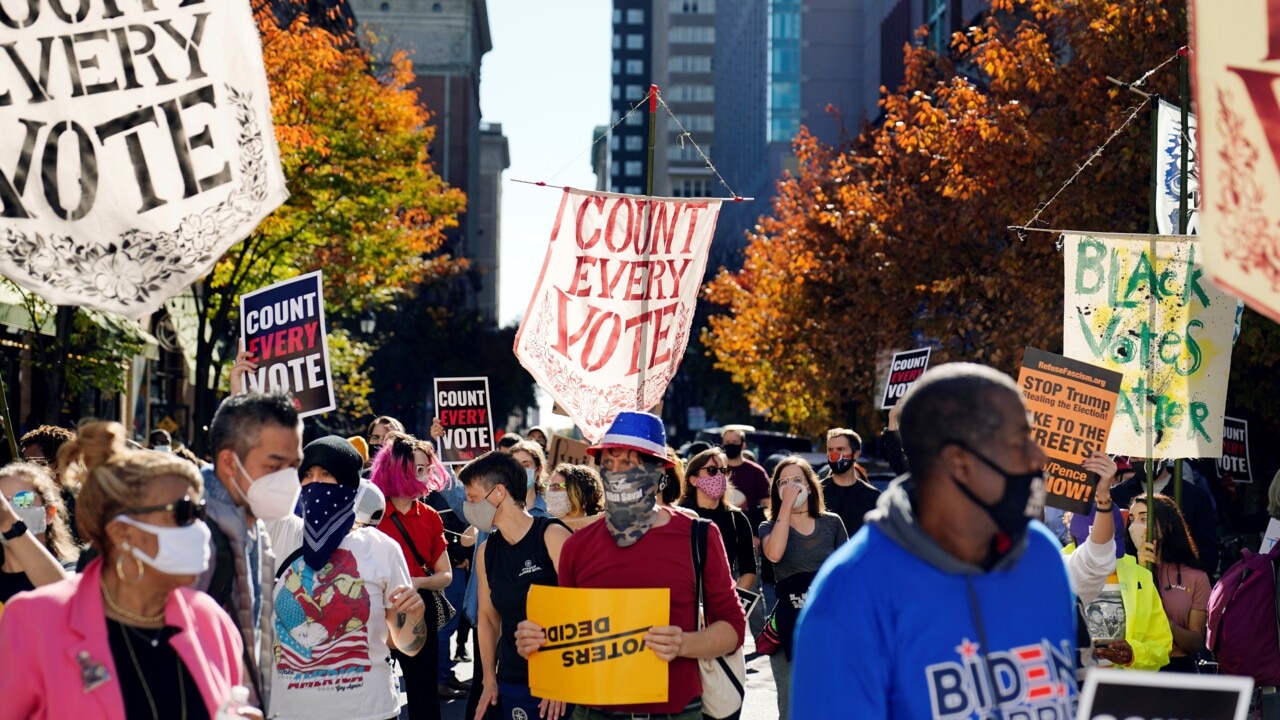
[0,280,160,360]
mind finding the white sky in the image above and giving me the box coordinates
[479,0,612,327]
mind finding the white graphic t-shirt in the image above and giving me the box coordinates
[268,521,413,720]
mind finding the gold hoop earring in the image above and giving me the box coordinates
[115,544,145,582]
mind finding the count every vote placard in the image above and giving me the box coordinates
[527,586,669,706]
[239,271,335,418]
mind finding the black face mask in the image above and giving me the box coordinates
[947,440,1045,546]
[722,443,743,460]
[831,458,855,475]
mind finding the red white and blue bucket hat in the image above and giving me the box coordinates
[587,411,672,468]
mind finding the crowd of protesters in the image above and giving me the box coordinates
[0,360,1278,719]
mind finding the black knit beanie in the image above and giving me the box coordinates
[300,436,364,488]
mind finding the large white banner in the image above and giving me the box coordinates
[1062,233,1235,458]
[514,189,720,442]
[0,0,287,320]
[1190,0,1280,323]
[1155,99,1200,236]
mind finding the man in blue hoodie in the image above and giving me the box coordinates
[791,363,1078,719]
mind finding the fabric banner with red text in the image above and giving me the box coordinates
[514,189,719,442]
[1190,0,1280,322]
[1062,233,1235,459]
[0,0,288,319]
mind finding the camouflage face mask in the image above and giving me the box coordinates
[602,463,662,548]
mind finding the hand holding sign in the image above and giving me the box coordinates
[525,586,669,706]
[643,625,684,663]
[515,619,547,660]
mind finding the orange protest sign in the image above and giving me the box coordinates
[1018,347,1123,514]
[527,586,669,705]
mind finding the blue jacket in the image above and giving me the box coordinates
[791,478,1078,719]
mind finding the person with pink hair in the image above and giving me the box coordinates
[371,433,453,720]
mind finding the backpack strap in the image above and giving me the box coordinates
[274,546,304,580]
[205,520,236,612]
[389,510,429,572]
[689,518,709,629]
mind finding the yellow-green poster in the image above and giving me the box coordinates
[526,586,669,705]
[1062,233,1235,458]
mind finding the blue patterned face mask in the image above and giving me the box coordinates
[299,483,360,570]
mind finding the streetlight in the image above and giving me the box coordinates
[359,311,376,335]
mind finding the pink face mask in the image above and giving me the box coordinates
[697,472,727,500]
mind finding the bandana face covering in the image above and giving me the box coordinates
[299,483,360,571]
[602,464,662,548]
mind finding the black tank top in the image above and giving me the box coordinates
[486,515,565,684]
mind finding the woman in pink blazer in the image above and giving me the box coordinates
[0,422,258,720]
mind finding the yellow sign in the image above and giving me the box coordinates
[527,585,669,705]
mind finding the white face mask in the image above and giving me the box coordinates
[232,454,300,521]
[115,515,212,575]
[153,445,172,453]
[792,485,810,510]
[545,491,572,518]
[15,505,47,535]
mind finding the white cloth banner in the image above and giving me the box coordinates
[1190,0,1280,323]
[514,189,720,442]
[1062,233,1235,458]
[0,0,287,320]
[1155,99,1199,236]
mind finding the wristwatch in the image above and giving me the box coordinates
[1,520,27,542]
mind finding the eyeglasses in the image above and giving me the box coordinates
[120,496,207,526]
[24,456,49,467]
[699,466,730,477]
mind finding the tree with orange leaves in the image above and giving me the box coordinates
[189,3,466,447]
[706,0,1192,437]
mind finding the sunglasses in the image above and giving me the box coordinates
[699,466,730,476]
[549,482,568,491]
[121,496,207,526]
[24,457,49,467]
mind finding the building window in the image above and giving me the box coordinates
[680,114,714,132]
[672,178,711,197]
[613,9,621,23]
[380,1,389,10]
[626,59,645,75]
[626,34,644,50]
[625,84,644,100]
[431,2,441,11]
[669,84,714,102]
[625,185,643,195]
[670,55,712,73]
[668,143,709,162]
[925,0,948,55]
[768,0,802,142]
[625,136,644,151]
[627,8,645,24]
[670,0,716,12]
[612,85,621,100]
[624,161,643,177]
[612,60,621,75]
[625,113,644,126]
[611,135,621,150]
[613,34,621,50]
[669,26,715,43]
